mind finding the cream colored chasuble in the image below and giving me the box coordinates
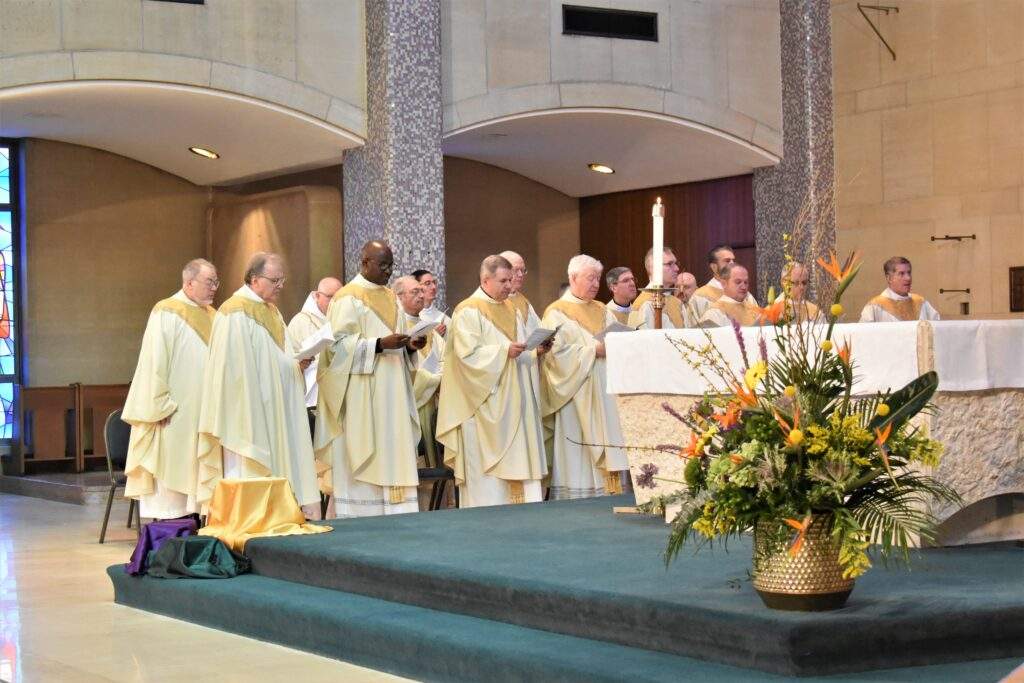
[698,295,761,327]
[436,288,548,508]
[541,293,629,499]
[314,274,420,517]
[286,291,328,407]
[690,277,759,319]
[859,288,941,322]
[627,286,690,329]
[404,311,446,468]
[196,285,319,508]
[122,290,214,518]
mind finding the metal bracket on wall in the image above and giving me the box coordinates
[857,4,899,61]
[930,234,977,242]
[939,288,971,294]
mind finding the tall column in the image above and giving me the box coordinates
[343,0,446,306]
[753,0,835,300]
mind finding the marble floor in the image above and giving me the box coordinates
[0,492,410,683]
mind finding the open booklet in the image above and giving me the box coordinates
[592,321,635,342]
[293,323,334,361]
[419,307,449,324]
[524,324,560,351]
[407,318,440,340]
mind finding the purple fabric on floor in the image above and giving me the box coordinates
[125,516,199,575]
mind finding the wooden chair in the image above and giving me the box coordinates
[98,409,139,543]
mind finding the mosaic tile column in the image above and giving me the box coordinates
[342,0,446,306]
[752,0,835,301]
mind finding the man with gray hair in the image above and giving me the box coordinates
[859,256,940,322]
[628,246,689,328]
[605,266,636,324]
[541,255,629,499]
[499,250,541,336]
[197,252,320,515]
[122,259,219,522]
[437,255,550,507]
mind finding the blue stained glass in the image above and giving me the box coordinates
[0,383,12,439]
[0,211,13,378]
[0,147,8,205]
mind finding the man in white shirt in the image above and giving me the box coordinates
[859,256,940,322]
[412,269,449,336]
[698,263,761,327]
[286,277,343,409]
[690,244,758,318]
[605,266,637,324]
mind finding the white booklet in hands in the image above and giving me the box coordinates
[294,323,334,361]
[592,321,635,342]
[420,307,449,324]
[420,345,441,374]
[524,325,560,351]
[407,318,440,340]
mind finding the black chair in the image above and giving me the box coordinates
[98,408,140,543]
[418,420,457,511]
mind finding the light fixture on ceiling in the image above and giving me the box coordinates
[189,146,220,160]
[588,163,614,174]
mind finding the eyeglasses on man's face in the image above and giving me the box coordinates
[195,278,220,288]
[258,275,287,286]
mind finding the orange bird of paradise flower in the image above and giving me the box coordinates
[784,514,813,557]
[712,404,741,430]
[756,299,786,325]
[680,432,701,459]
[817,250,861,282]
[874,423,894,477]
[837,338,852,367]
[773,404,802,446]
[732,383,758,408]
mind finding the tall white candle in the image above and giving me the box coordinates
[651,197,665,287]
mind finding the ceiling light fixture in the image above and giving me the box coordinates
[189,146,220,160]
[588,163,614,174]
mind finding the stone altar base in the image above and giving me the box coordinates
[109,496,1024,680]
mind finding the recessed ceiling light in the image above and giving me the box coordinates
[189,146,219,159]
[588,163,614,174]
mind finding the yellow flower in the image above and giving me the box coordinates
[831,303,843,317]
[744,361,768,390]
[783,385,797,398]
[876,403,890,417]
[788,428,804,446]
[820,340,833,352]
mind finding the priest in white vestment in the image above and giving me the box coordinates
[436,255,551,507]
[604,266,636,325]
[628,247,690,329]
[498,250,541,336]
[286,276,343,408]
[412,269,450,337]
[698,263,762,327]
[123,259,218,519]
[541,255,629,499]
[394,276,445,468]
[196,252,320,512]
[690,245,759,319]
[314,242,425,517]
[674,271,697,306]
[777,262,823,323]
[860,256,940,322]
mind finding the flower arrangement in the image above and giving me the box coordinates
[638,249,960,584]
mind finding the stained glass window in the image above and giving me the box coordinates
[0,143,17,440]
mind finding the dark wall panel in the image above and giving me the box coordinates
[580,174,756,301]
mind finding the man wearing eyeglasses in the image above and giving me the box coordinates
[287,276,343,408]
[196,252,320,516]
[123,259,219,520]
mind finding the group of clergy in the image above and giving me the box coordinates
[605,244,939,330]
[121,243,634,524]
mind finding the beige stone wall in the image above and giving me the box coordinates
[443,157,579,310]
[0,0,366,135]
[24,139,209,386]
[441,0,782,156]
[833,0,1024,317]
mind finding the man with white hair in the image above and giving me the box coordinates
[628,246,689,328]
[604,267,636,324]
[196,252,320,514]
[394,275,446,468]
[541,255,629,499]
[436,255,551,507]
[698,263,760,327]
[691,245,758,319]
[287,276,343,408]
[778,262,823,323]
[498,250,540,336]
[315,241,426,517]
[122,259,219,520]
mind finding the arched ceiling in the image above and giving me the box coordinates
[0,81,362,186]
[442,109,780,198]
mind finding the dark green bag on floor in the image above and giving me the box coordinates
[146,536,251,579]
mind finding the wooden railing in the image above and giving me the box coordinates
[10,383,130,474]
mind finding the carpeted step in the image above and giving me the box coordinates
[107,566,1022,683]
[240,496,1024,677]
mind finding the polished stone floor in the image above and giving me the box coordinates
[0,492,409,682]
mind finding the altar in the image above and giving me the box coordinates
[606,320,1024,544]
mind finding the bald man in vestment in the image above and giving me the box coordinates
[860,256,940,322]
[690,244,759,319]
[196,252,320,513]
[436,255,551,507]
[498,250,541,336]
[314,242,425,517]
[541,255,629,499]
[778,262,823,323]
[628,247,689,328]
[287,276,343,408]
[122,259,218,519]
[698,263,761,327]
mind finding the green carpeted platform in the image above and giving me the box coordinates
[109,495,1024,680]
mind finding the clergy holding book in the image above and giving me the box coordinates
[859,256,940,322]
[436,255,551,508]
[122,259,218,520]
[196,252,320,515]
[314,241,425,518]
[540,255,629,500]
[499,250,541,336]
[287,276,343,409]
